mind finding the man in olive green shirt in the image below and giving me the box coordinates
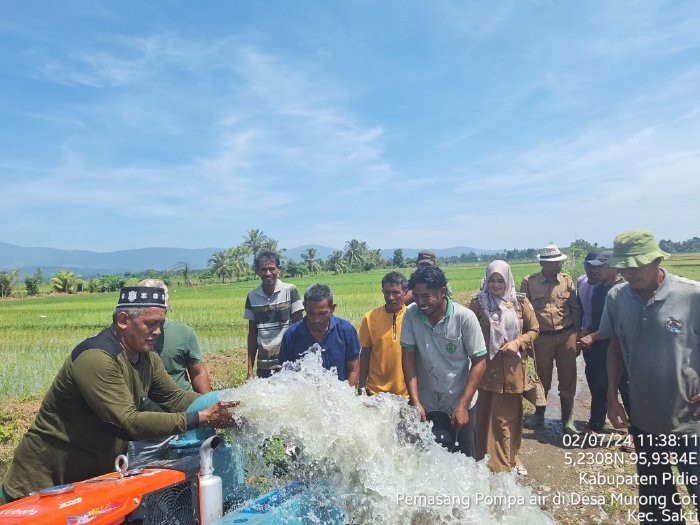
[128,279,213,466]
[1,286,237,501]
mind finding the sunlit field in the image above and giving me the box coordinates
[0,263,536,398]
[2,256,698,398]
[663,252,700,281]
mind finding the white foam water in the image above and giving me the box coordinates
[221,352,555,524]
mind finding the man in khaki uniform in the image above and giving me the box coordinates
[520,244,580,434]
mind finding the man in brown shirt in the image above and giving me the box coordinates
[520,244,580,434]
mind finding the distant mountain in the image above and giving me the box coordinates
[0,242,499,277]
[0,242,222,278]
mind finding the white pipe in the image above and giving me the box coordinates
[199,435,223,525]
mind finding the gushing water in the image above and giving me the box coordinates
[221,352,554,524]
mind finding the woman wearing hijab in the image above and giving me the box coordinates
[468,260,539,475]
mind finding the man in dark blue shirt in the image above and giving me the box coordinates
[578,251,625,434]
[279,284,360,384]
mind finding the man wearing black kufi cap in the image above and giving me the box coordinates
[2,287,238,501]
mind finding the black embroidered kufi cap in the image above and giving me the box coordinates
[116,287,167,308]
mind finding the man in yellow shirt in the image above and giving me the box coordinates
[358,272,409,397]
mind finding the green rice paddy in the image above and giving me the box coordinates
[2,256,699,399]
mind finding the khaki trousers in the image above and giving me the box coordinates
[475,389,523,473]
[533,330,577,400]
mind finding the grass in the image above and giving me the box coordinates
[663,252,700,281]
[3,263,523,480]
[0,262,540,399]
[4,255,700,399]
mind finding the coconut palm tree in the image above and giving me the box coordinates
[370,248,385,266]
[326,250,348,275]
[173,261,193,285]
[208,250,233,283]
[0,269,19,298]
[51,270,80,294]
[344,239,366,268]
[301,248,321,274]
[227,245,250,282]
[261,238,287,259]
[242,229,269,256]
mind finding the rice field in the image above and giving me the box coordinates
[2,255,699,399]
[662,252,700,281]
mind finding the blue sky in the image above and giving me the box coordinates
[1,1,699,252]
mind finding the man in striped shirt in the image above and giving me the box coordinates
[245,251,304,379]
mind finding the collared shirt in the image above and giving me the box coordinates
[520,271,580,332]
[278,315,361,381]
[598,270,700,435]
[244,279,303,370]
[358,304,408,397]
[400,297,487,413]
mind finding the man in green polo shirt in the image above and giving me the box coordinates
[400,266,487,457]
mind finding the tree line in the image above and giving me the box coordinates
[207,230,390,282]
[659,237,700,253]
[1,234,697,298]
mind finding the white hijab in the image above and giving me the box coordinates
[477,260,521,360]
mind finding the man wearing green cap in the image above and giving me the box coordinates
[1,287,239,502]
[598,229,700,523]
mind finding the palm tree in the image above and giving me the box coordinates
[242,229,269,256]
[208,250,233,283]
[301,248,321,274]
[370,248,385,266]
[344,239,366,268]
[51,270,80,294]
[0,269,19,298]
[326,250,348,275]
[227,245,250,282]
[173,261,193,285]
[261,238,287,259]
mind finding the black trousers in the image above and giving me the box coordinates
[630,425,700,524]
[583,342,608,431]
[455,406,477,457]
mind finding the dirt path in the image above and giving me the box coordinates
[518,356,652,525]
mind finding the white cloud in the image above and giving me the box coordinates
[4,4,700,251]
